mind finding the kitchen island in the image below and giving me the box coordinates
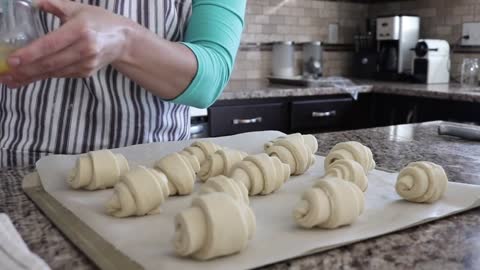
[1,121,479,269]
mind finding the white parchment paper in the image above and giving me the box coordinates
[35,131,480,270]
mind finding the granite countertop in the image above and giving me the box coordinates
[1,121,480,269]
[220,79,480,103]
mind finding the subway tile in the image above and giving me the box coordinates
[237,0,373,80]
[453,5,474,16]
[436,26,453,36]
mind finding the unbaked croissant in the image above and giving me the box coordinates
[229,153,290,195]
[324,141,375,173]
[294,177,364,229]
[198,149,247,182]
[174,192,256,260]
[264,133,318,175]
[106,166,170,218]
[199,175,249,205]
[68,149,129,190]
[154,152,200,196]
[395,161,448,203]
[180,141,222,165]
[324,159,368,191]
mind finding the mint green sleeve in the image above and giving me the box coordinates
[171,0,246,109]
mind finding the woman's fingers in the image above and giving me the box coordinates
[8,20,81,67]
[52,57,100,78]
[10,40,90,81]
[7,27,107,84]
[3,57,99,88]
[3,1,129,86]
[35,0,77,21]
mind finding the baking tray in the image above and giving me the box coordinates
[22,173,143,270]
[23,131,480,270]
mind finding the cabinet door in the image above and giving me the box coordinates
[209,102,288,137]
[290,98,354,132]
[350,93,375,129]
[373,94,421,126]
[420,98,480,124]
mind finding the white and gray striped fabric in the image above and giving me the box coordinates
[0,0,192,167]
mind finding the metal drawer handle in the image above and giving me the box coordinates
[232,117,263,125]
[312,110,337,118]
[190,124,205,135]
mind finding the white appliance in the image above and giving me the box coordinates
[412,39,450,84]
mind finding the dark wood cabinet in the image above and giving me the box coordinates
[208,100,289,137]
[208,92,480,137]
[371,94,480,127]
[209,94,372,136]
[348,93,376,129]
[290,97,354,132]
[419,98,480,125]
[372,94,422,126]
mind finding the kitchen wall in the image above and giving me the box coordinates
[369,0,480,80]
[231,0,369,80]
[232,0,480,81]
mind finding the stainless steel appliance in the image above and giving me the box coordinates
[376,15,420,80]
[271,41,296,77]
[302,41,322,79]
[413,39,450,84]
[190,108,209,138]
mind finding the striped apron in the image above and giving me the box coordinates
[0,0,192,167]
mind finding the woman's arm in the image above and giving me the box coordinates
[1,0,246,108]
[116,0,246,108]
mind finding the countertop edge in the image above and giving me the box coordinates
[218,80,480,103]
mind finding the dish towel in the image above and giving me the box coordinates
[0,213,51,270]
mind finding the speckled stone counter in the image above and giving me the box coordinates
[368,80,480,103]
[220,79,480,103]
[220,79,373,100]
[264,121,480,270]
[1,121,480,269]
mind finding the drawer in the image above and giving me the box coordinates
[290,98,354,132]
[209,102,288,137]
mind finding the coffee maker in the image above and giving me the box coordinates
[352,19,377,79]
[376,15,420,80]
[413,39,450,84]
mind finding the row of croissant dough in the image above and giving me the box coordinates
[67,133,448,261]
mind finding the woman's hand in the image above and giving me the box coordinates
[0,0,134,88]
